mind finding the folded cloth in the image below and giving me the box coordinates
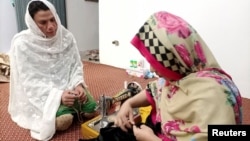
[79,122,137,141]
[0,53,10,82]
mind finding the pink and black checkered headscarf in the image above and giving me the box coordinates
[131,11,221,81]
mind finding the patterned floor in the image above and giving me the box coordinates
[0,61,249,141]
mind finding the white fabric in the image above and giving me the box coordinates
[8,0,84,140]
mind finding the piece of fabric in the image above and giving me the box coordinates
[0,53,10,82]
[79,122,137,141]
[131,11,242,141]
[56,88,97,123]
[8,0,85,140]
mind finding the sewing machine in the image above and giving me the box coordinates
[81,81,143,139]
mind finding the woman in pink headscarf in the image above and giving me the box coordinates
[114,11,242,141]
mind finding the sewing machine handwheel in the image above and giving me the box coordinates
[127,82,142,95]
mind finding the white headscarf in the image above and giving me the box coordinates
[8,0,84,140]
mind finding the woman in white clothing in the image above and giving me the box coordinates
[8,0,97,140]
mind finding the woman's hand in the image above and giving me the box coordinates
[114,101,135,132]
[61,90,78,106]
[74,83,87,103]
[133,124,161,141]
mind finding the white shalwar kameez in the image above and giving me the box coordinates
[8,0,84,140]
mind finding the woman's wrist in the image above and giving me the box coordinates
[149,135,162,141]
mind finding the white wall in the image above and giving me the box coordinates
[0,0,17,53]
[99,0,250,99]
[66,0,98,52]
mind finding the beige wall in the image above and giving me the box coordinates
[66,0,98,52]
[0,0,17,53]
